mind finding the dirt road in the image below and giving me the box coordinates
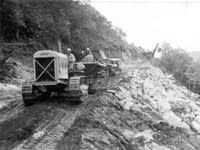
[0,96,81,150]
[0,60,146,150]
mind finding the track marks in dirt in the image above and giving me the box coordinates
[0,103,59,150]
[12,103,80,150]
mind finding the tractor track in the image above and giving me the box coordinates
[0,93,84,150]
[11,101,81,150]
[0,81,106,150]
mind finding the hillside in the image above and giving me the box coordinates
[1,0,200,150]
[0,0,142,83]
[0,0,139,62]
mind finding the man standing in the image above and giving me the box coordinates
[80,48,94,62]
[65,48,76,71]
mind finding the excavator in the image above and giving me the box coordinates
[22,50,106,106]
[143,43,160,59]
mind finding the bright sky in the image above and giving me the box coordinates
[90,0,200,51]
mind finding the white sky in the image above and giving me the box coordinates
[90,0,200,51]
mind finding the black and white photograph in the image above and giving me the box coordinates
[1,0,200,149]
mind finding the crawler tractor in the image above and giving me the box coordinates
[22,50,106,106]
[103,58,121,76]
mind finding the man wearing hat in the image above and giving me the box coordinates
[80,48,94,62]
[65,48,76,71]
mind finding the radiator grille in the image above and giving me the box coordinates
[35,57,55,82]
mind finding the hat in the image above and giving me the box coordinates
[86,48,90,51]
[66,48,71,52]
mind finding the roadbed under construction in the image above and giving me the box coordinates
[2,61,200,150]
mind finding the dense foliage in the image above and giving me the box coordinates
[0,0,137,60]
[159,43,200,94]
[0,0,141,81]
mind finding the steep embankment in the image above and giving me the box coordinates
[55,61,200,150]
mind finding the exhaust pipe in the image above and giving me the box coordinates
[57,39,62,53]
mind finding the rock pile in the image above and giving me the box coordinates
[114,62,200,132]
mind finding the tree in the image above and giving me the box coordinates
[0,0,6,40]
[0,0,134,60]
[160,44,192,84]
[185,62,200,93]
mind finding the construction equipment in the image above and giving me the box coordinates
[22,50,106,106]
[98,50,121,76]
[143,43,160,59]
[82,62,107,93]
[103,58,121,76]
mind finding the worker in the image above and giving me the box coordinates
[65,48,76,71]
[80,48,94,62]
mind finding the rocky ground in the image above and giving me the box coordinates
[1,60,200,150]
